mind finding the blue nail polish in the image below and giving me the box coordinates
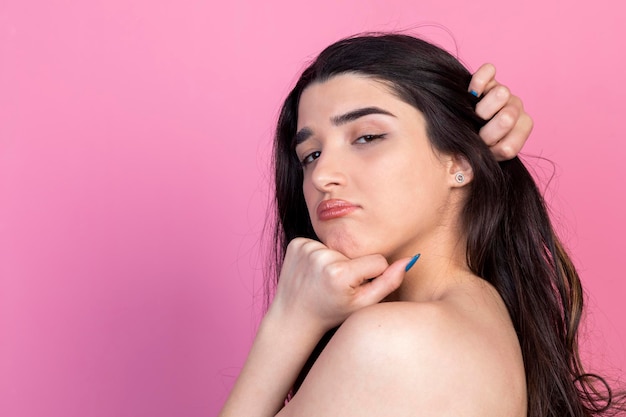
[470,90,479,97]
[405,254,421,272]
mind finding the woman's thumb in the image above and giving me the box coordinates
[356,254,420,305]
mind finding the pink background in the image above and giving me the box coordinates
[1,0,624,416]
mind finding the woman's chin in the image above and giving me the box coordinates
[330,246,363,259]
[321,234,362,259]
[323,236,387,260]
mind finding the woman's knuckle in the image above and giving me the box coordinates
[498,143,517,160]
[498,109,516,129]
[496,85,511,101]
[323,262,344,279]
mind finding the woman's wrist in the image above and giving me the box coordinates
[263,301,329,346]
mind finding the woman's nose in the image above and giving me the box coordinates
[310,150,347,192]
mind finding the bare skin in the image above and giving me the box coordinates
[278,271,526,416]
[219,66,532,417]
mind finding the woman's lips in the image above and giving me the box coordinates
[316,199,359,221]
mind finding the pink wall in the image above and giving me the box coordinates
[1,1,624,416]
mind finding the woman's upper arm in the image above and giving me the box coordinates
[277,302,488,417]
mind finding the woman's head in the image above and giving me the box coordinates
[274,33,506,265]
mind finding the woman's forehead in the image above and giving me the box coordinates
[296,75,408,128]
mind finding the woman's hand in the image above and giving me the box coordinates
[470,63,534,161]
[269,238,412,333]
[219,239,413,417]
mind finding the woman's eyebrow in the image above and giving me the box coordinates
[331,106,396,126]
[295,106,396,146]
[294,127,313,146]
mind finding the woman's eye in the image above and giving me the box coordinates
[354,133,386,144]
[301,151,321,166]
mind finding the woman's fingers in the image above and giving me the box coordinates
[468,63,496,97]
[349,256,412,307]
[478,97,520,146]
[485,112,534,161]
[475,84,512,121]
[470,63,534,161]
[276,239,417,329]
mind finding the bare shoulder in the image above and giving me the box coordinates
[279,300,526,417]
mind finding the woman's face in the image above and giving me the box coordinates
[295,74,461,261]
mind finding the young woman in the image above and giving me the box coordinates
[219,34,623,416]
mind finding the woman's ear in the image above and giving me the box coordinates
[447,154,473,187]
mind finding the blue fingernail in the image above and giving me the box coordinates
[470,90,479,97]
[405,254,421,272]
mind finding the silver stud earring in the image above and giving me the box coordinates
[455,172,465,183]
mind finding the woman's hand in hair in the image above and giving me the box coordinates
[470,63,534,161]
[269,238,412,333]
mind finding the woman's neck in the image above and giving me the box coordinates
[385,233,473,303]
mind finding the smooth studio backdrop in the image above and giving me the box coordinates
[1,1,625,416]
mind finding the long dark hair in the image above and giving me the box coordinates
[268,33,624,416]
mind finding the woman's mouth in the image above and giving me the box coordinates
[316,199,359,221]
